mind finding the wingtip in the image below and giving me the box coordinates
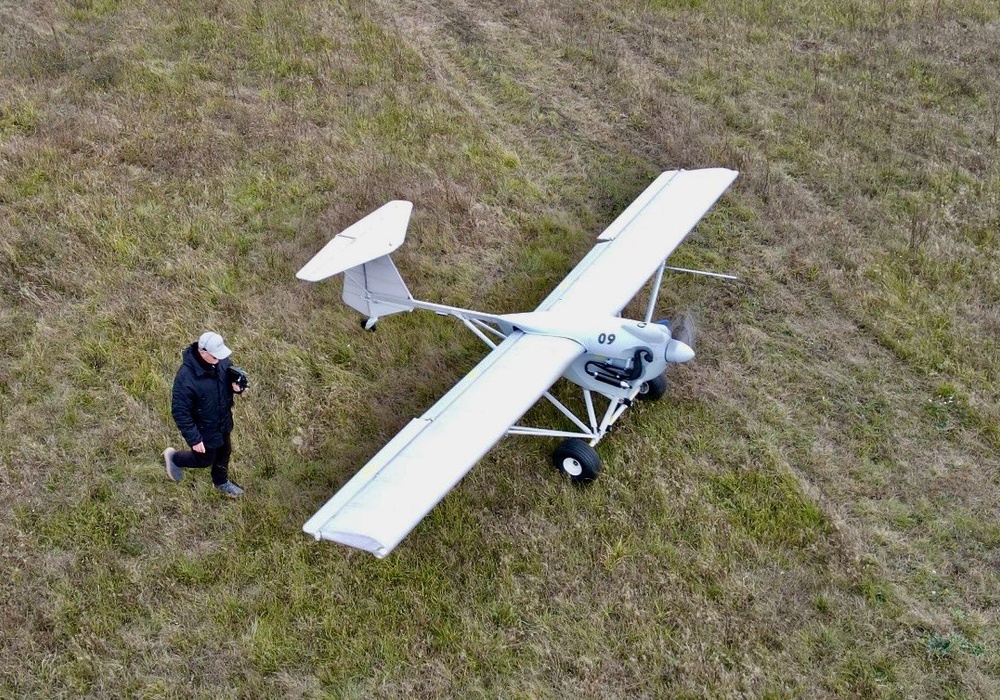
[295,270,323,282]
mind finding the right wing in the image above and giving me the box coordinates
[303,332,584,558]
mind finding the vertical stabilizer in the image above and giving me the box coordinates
[342,255,413,320]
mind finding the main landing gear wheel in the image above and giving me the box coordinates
[552,438,601,484]
[637,373,667,402]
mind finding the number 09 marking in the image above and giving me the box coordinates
[597,333,616,345]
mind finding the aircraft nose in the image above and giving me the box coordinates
[665,339,695,364]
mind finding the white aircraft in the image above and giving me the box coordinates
[297,168,738,557]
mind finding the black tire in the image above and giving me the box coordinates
[552,438,601,484]
[637,373,667,401]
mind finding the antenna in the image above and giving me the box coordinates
[664,265,739,281]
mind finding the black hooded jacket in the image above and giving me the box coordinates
[171,343,235,449]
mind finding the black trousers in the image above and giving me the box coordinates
[173,432,232,486]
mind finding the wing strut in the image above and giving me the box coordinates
[644,261,667,323]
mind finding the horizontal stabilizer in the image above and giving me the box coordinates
[297,201,413,282]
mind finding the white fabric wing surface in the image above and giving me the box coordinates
[303,332,584,557]
[538,168,738,315]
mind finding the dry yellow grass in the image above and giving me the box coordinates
[2,0,998,697]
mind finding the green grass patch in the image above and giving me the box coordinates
[705,465,829,549]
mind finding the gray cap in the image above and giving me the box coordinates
[198,331,232,360]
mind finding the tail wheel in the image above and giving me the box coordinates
[637,373,667,401]
[552,438,601,484]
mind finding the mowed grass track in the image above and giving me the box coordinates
[2,0,998,696]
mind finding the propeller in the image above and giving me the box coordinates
[661,312,697,364]
[671,312,697,349]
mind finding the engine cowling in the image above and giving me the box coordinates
[498,312,689,399]
[500,312,667,358]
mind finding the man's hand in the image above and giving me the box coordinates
[192,442,206,453]
[232,382,245,393]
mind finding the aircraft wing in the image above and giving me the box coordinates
[537,168,738,315]
[303,331,584,557]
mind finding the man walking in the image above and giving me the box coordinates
[163,331,247,497]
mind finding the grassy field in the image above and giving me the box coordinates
[2,0,998,696]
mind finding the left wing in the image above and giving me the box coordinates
[537,168,738,315]
[303,332,583,558]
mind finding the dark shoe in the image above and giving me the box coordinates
[216,481,244,498]
[163,448,183,482]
